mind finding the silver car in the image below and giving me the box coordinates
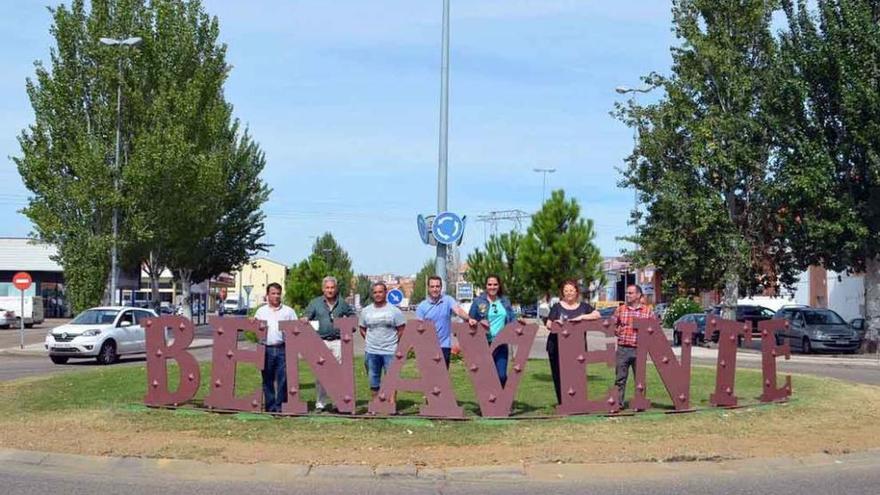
[774,307,862,354]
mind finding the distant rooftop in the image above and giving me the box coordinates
[0,237,62,272]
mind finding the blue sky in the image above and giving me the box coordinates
[0,0,675,275]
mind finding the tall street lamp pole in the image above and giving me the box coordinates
[533,168,556,205]
[436,0,451,293]
[100,36,142,305]
[615,84,653,297]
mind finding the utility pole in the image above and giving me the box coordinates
[100,36,142,305]
[436,0,451,293]
[533,168,556,205]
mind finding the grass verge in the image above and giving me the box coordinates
[1,358,878,467]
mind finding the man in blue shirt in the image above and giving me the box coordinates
[415,276,470,367]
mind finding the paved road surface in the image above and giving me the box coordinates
[2,450,878,495]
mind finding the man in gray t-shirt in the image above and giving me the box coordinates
[359,282,406,397]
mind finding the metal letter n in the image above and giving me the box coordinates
[631,317,695,412]
[280,317,357,414]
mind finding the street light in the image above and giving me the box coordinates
[100,35,142,305]
[436,0,451,293]
[615,83,654,300]
[533,168,556,205]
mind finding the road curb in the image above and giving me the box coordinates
[0,341,213,358]
[2,447,878,483]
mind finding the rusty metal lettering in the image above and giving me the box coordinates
[759,319,792,403]
[280,317,357,414]
[631,318,695,411]
[203,316,266,412]
[368,320,464,417]
[453,321,539,417]
[144,316,201,406]
[142,316,797,418]
[549,319,619,415]
[709,318,752,407]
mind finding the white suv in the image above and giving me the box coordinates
[45,306,157,365]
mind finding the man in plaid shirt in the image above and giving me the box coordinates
[614,284,653,408]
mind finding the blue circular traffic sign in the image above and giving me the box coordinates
[387,288,404,306]
[417,214,429,244]
[433,211,464,245]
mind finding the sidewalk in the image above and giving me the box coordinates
[0,339,214,358]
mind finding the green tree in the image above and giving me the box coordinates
[466,230,534,305]
[284,256,329,313]
[15,0,269,312]
[355,274,372,307]
[284,234,353,312]
[310,233,354,297]
[771,0,880,338]
[516,190,603,302]
[411,259,434,304]
[615,0,798,317]
[15,0,141,310]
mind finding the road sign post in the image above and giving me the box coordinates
[13,272,32,350]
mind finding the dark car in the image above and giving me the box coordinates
[773,307,862,353]
[672,313,707,346]
[850,318,868,341]
[653,302,670,321]
[520,304,538,318]
[708,304,776,341]
[598,306,618,319]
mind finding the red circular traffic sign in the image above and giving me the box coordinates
[12,272,32,291]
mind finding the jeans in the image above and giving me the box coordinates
[492,344,509,387]
[546,334,561,404]
[315,339,342,408]
[615,346,638,407]
[365,352,395,391]
[262,345,287,413]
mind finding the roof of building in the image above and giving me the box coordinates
[0,238,62,272]
[247,257,288,269]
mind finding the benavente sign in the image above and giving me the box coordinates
[144,316,792,417]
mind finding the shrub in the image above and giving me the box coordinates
[663,297,703,328]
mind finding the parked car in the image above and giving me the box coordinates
[707,304,776,341]
[44,306,157,365]
[0,309,16,329]
[672,313,707,346]
[773,307,862,354]
[850,318,868,341]
[222,297,241,314]
[653,302,670,321]
[598,306,618,319]
[520,304,538,318]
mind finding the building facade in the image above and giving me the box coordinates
[227,258,288,309]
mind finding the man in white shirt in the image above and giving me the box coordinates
[254,282,298,413]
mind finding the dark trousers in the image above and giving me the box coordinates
[547,334,562,405]
[262,345,287,413]
[615,346,638,407]
[493,344,509,387]
[441,347,452,368]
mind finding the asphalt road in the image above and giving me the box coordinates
[2,451,879,494]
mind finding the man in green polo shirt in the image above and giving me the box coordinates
[302,275,355,412]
